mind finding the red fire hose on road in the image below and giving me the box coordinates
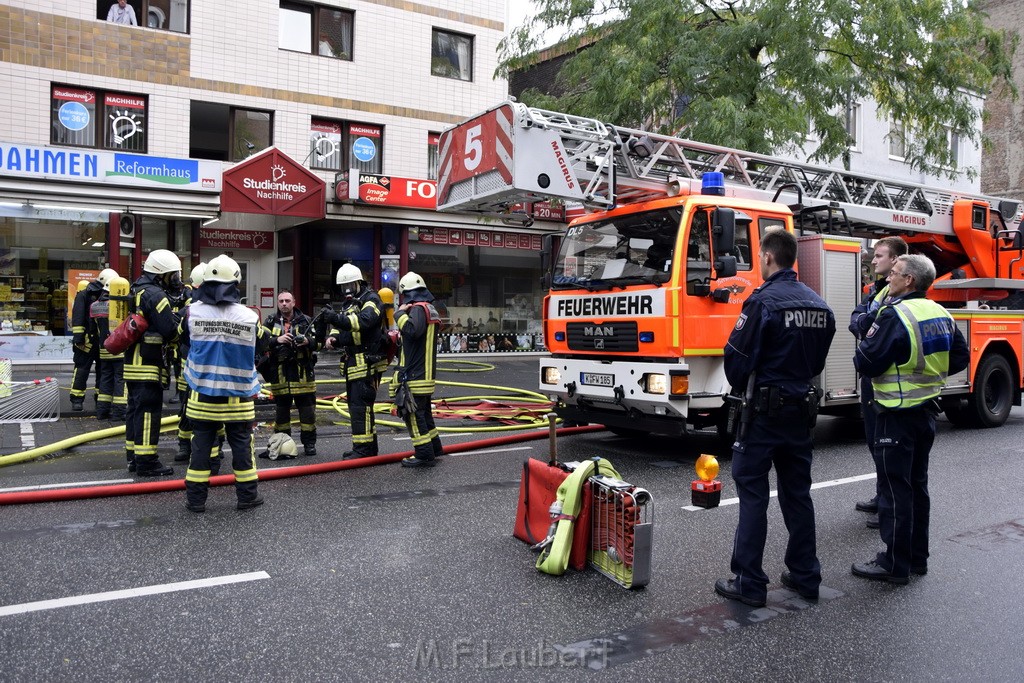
[0,425,605,507]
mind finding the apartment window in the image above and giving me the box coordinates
[50,84,148,153]
[189,102,273,162]
[888,120,907,160]
[280,2,353,60]
[95,1,189,33]
[427,132,440,180]
[431,29,473,80]
[309,118,382,173]
[844,102,861,151]
[947,128,961,167]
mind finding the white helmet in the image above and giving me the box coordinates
[143,249,182,275]
[97,268,119,291]
[268,433,298,460]
[336,263,364,285]
[399,272,427,293]
[206,254,241,283]
[189,262,208,287]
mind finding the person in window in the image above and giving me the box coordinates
[318,32,336,57]
[107,0,138,25]
[643,243,673,272]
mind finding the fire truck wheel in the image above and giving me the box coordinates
[968,353,1014,428]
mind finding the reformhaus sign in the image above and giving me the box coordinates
[0,141,222,191]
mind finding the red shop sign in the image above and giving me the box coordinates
[353,172,437,210]
[198,228,274,251]
[221,147,326,218]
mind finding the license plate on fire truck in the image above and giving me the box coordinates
[581,372,614,387]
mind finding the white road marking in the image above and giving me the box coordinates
[20,422,34,450]
[443,446,533,457]
[0,479,134,494]
[0,571,271,617]
[682,473,877,511]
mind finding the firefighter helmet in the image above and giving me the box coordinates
[189,262,208,287]
[268,433,298,460]
[206,255,242,283]
[97,268,119,291]
[398,272,427,293]
[143,249,182,275]
[336,263,364,285]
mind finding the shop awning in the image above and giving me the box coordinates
[0,177,220,219]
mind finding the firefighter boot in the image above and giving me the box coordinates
[174,438,192,463]
[70,396,84,412]
[96,401,112,421]
[432,437,444,459]
[301,430,317,457]
[343,439,378,460]
[136,458,173,477]
[111,405,126,421]
[185,481,208,513]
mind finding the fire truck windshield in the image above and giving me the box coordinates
[552,208,682,290]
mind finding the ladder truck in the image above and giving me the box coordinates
[436,101,1024,437]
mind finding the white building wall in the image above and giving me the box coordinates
[0,0,509,184]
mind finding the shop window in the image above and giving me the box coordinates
[309,118,382,173]
[280,2,353,60]
[95,0,189,33]
[50,84,148,153]
[427,132,440,180]
[190,102,273,162]
[431,29,473,81]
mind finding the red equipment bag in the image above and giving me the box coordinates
[513,458,593,571]
[103,312,149,356]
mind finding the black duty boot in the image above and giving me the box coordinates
[185,481,208,512]
[301,430,318,457]
[174,438,192,463]
[127,455,136,473]
[237,493,265,510]
[111,406,127,422]
[432,438,444,459]
[136,459,174,477]
[70,397,84,412]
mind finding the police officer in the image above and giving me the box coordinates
[394,272,443,467]
[69,272,107,411]
[852,254,968,584]
[262,289,319,456]
[324,264,387,460]
[124,249,182,477]
[88,268,125,420]
[715,229,836,607]
[179,254,269,512]
[849,237,908,528]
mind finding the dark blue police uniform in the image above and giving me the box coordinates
[722,268,836,603]
[849,277,890,510]
[853,291,969,580]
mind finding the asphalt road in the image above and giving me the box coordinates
[1,357,1022,681]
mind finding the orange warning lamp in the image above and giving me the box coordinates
[691,453,722,508]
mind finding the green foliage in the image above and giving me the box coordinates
[499,0,1017,180]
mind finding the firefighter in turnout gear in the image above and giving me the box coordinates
[70,271,109,411]
[852,254,969,584]
[394,272,443,467]
[174,262,224,468]
[179,254,269,512]
[124,250,182,476]
[88,269,126,420]
[848,237,908,528]
[325,264,388,460]
[262,289,320,456]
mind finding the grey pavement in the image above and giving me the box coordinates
[1,357,1022,681]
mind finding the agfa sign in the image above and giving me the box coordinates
[221,147,326,218]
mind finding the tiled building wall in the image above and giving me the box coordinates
[0,0,507,181]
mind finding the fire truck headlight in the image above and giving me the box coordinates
[643,373,667,394]
[542,367,562,385]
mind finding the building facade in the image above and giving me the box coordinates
[981,0,1024,203]
[0,0,556,361]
